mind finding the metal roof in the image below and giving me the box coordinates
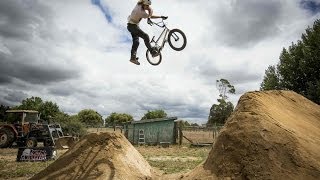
[130,117,178,124]
[6,110,39,113]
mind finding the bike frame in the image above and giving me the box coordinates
[148,19,174,51]
[145,18,186,65]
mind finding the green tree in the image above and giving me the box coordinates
[260,19,320,104]
[38,101,60,122]
[207,79,235,126]
[141,109,167,120]
[53,112,87,136]
[105,112,133,126]
[17,96,43,110]
[208,99,234,125]
[260,65,281,90]
[14,96,61,121]
[216,79,235,100]
[190,123,199,127]
[78,109,103,127]
[181,120,190,127]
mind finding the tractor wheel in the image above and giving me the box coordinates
[0,128,14,148]
[26,137,38,148]
[43,138,54,147]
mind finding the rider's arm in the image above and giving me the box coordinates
[145,6,167,19]
[150,15,162,19]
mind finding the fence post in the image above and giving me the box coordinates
[179,121,183,145]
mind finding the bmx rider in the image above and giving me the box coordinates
[127,0,167,65]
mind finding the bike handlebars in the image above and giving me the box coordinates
[147,17,168,28]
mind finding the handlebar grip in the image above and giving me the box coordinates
[161,16,168,20]
[147,18,153,25]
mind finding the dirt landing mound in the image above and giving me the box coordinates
[184,90,320,180]
[31,132,154,180]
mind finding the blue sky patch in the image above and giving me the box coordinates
[300,0,320,14]
[91,0,113,23]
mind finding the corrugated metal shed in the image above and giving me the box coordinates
[125,117,178,145]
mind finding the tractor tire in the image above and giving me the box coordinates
[43,138,54,147]
[26,137,38,148]
[0,128,14,148]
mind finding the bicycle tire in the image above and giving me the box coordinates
[168,29,187,51]
[146,50,162,66]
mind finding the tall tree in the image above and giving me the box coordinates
[38,101,60,122]
[14,96,61,121]
[78,109,103,127]
[105,112,133,126]
[260,65,281,90]
[216,79,235,100]
[17,96,43,110]
[141,109,167,120]
[260,19,320,104]
[208,99,234,125]
[208,79,235,126]
[53,112,87,136]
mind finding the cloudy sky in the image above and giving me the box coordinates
[0,0,319,123]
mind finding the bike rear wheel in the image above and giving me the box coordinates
[146,50,162,66]
[168,29,187,51]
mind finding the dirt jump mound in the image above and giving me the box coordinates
[31,132,154,180]
[184,90,320,180]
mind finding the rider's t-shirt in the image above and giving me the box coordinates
[128,4,152,25]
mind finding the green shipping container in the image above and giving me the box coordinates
[125,117,178,145]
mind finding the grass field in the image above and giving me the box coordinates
[136,145,210,174]
[0,144,211,179]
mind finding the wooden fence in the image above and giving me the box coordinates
[178,125,223,145]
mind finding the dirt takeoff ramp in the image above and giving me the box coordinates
[31,132,154,180]
[183,90,320,180]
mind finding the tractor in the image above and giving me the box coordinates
[0,110,71,148]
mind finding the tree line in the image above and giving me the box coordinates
[0,97,200,135]
[260,19,320,104]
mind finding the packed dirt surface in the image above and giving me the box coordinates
[183,90,320,180]
[31,132,155,180]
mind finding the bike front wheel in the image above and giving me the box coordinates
[168,29,187,51]
[146,50,162,66]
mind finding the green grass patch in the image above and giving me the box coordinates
[136,145,211,174]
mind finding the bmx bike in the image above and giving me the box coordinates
[146,18,187,65]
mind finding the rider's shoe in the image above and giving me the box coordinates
[151,47,158,57]
[130,57,140,65]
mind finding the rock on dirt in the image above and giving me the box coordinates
[31,132,154,180]
[183,90,320,180]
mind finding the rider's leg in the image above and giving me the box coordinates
[131,36,139,60]
[128,24,156,54]
[127,24,140,64]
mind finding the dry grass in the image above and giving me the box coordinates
[182,130,214,144]
[0,149,68,180]
[136,145,211,174]
[0,145,211,179]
